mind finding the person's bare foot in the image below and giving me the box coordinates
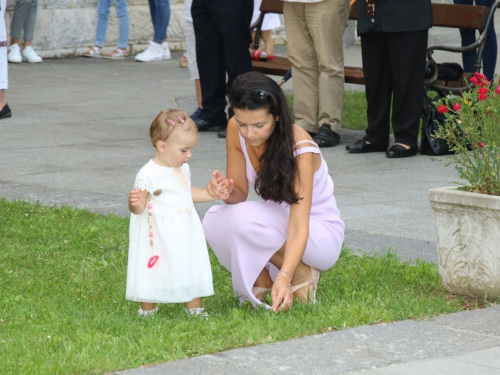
[253,267,273,299]
[290,263,312,302]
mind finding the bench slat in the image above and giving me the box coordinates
[253,1,491,86]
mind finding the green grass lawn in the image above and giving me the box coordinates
[343,91,369,131]
[286,90,368,131]
[0,199,493,374]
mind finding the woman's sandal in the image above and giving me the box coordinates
[179,53,188,67]
[102,48,129,60]
[252,286,272,300]
[82,46,101,58]
[290,267,320,304]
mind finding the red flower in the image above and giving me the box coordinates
[479,93,487,101]
[496,86,500,95]
[479,142,485,148]
[437,105,449,114]
[474,72,487,80]
[452,103,462,111]
[478,87,488,95]
[470,76,479,86]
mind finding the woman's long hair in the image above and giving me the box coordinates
[228,72,300,205]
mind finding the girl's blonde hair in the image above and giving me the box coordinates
[148,109,198,147]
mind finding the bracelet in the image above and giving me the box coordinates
[280,270,293,281]
[277,271,293,285]
[277,272,292,287]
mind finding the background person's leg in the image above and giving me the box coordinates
[360,32,392,147]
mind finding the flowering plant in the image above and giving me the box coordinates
[434,72,500,196]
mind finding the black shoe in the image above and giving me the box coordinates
[346,139,387,153]
[0,104,12,119]
[386,144,417,158]
[190,107,202,121]
[313,125,340,148]
[217,129,226,138]
[306,131,317,137]
[194,118,226,132]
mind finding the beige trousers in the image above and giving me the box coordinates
[284,0,350,134]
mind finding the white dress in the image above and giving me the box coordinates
[126,160,214,304]
[252,0,281,31]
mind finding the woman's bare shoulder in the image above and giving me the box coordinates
[227,116,242,150]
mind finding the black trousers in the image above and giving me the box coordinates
[360,30,428,149]
[192,0,253,123]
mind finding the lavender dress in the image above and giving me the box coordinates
[202,134,345,307]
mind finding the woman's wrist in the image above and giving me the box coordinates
[280,270,293,282]
[277,271,292,286]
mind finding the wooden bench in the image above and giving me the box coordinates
[251,0,497,91]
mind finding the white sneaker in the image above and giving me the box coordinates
[135,41,163,62]
[162,42,171,60]
[7,44,22,63]
[22,46,43,63]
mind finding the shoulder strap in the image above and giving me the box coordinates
[293,140,318,149]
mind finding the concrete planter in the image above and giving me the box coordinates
[429,187,500,300]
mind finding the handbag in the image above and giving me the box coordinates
[420,88,454,156]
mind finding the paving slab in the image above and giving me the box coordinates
[2,22,500,374]
[114,305,500,375]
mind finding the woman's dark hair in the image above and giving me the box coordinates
[229,71,300,205]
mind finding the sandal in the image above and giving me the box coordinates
[252,286,272,300]
[179,53,188,67]
[313,125,341,148]
[82,46,101,58]
[137,306,158,316]
[290,267,320,304]
[185,307,209,319]
[102,48,128,60]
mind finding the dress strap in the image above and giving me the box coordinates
[293,140,318,149]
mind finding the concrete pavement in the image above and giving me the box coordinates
[1,26,499,374]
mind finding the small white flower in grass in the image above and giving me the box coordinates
[47,335,51,339]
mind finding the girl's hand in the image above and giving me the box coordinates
[218,179,234,200]
[128,189,142,207]
[207,170,233,199]
[271,276,293,313]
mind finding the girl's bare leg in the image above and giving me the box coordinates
[261,30,274,55]
[140,302,157,311]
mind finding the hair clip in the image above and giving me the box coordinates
[167,119,176,126]
[177,115,185,123]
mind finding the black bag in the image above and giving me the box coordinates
[425,62,464,82]
[420,89,454,156]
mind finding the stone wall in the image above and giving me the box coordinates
[3,0,287,58]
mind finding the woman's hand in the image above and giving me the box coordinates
[207,170,234,199]
[271,275,294,313]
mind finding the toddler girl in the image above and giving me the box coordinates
[126,109,227,317]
